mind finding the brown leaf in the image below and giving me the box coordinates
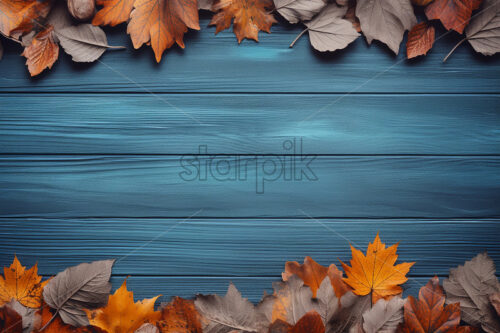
[269,311,325,333]
[93,0,135,26]
[210,0,276,43]
[22,25,59,76]
[0,305,23,333]
[157,297,202,333]
[127,0,200,62]
[327,264,352,300]
[425,0,481,33]
[283,256,328,299]
[490,292,500,317]
[0,0,51,37]
[32,306,107,333]
[407,22,435,59]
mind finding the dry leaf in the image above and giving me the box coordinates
[0,304,23,333]
[195,283,271,332]
[302,3,359,52]
[157,297,202,333]
[43,259,114,327]
[7,300,35,333]
[362,297,404,333]
[0,256,49,308]
[340,234,414,304]
[327,264,351,301]
[0,0,51,37]
[425,0,481,33]
[344,0,361,33]
[85,279,161,332]
[407,22,435,59]
[136,323,160,333]
[273,0,326,24]
[283,256,328,299]
[93,0,135,26]
[443,252,500,333]
[490,292,500,317]
[463,0,500,55]
[210,0,277,43]
[22,26,59,76]
[356,0,416,54]
[269,311,326,333]
[32,306,106,333]
[397,276,476,333]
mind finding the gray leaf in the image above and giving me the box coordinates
[304,4,360,52]
[56,24,124,62]
[47,2,74,30]
[6,300,35,333]
[43,259,114,327]
[443,252,500,333]
[195,283,270,333]
[198,0,214,10]
[328,292,370,333]
[356,0,416,54]
[465,0,500,56]
[362,297,405,333]
[135,323,159,333]
[274,0,327,24]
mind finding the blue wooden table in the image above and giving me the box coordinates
[0,16,499,303]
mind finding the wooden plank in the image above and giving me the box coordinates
[1,94,500,155]
[0,156,498,218]
[1,219,498,276]
[1,19,499,93]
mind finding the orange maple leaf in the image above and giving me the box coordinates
[397,276,478,333]
[127,0,200,62]
[425,0,482,33]
[340,233,414,304]
[0,256,49,308]
[22,25,59,77]
[32,306,106,333]
[85,279,161,332]
[93,0,135,27]
[210,0,276,43]
[157,296,202,333]
[0,0,51,37]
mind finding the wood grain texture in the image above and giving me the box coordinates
[1,155,498,218]
[0,18,499,92]
[1,94,500,155]
[1,218,498,276]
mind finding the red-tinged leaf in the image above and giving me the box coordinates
[407,22,435,58]
[425,0,481,33]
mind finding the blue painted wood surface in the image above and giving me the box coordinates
[0,14,499,304]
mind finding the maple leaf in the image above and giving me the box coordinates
[425,0,482,33]
[0,256,49,308]
[269,311,326,333]
[157,297,202,333]
[127,0,200,62]
[397,276,477,333]
[340,233,414,304]
[407,22,435,59]
[0,0,51,37]
[93,0,135,27]
[210,0,276,43]
[85,279,161,332]
[32,306,107,333]
[0,304,23,333]
[22,25,59,76]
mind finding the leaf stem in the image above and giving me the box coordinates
[443,38,467,63]
[289,28,309,48]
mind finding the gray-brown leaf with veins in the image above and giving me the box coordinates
[42,259,114,327]
[274,0,327,24]
[303,3,360,52]
[361,297,405,333]
[465,0,500,56]
[443,252,500,333]
[356,0,416,54]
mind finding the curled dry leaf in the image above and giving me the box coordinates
[356,0,416,54]
[407,22,435,59]
[443,252,500,333]
[362,297,404,333]
[157,297,202,333]
[210,0,277,43]
[128,0,200,62]
[85,279,161,333]
[43,259,114,327]
[0,304,23,333]
[269,311,326,333]
[273,0,326,24]
[32,306,106,333]
[425,0,482,33]
[0,0,51,37]
[341,233,414,304]
[0,256,49,308]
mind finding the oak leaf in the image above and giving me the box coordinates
[340,233,414,304]
[268,311,325,333]
[397,276,476,333]
[425,0,481,33]
[0,304,23,333]
[210,0,276,43]
[32,306,107,333]
[85,279,161,333]
[127,0,200,62]
[0,256,49,308]
[157,297,202,333]
[407,22,435,59]
[0,0,51,37]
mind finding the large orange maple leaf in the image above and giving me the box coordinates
[0,256,49,308]
[127,0,200,62]
[340,233,414,304]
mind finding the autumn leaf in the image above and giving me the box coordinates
[32,306,107,333]
[491,292,500,317]
[344,0,361,33]
[157,297,202,333]
[21,25,59,76]
[273,0,326,24]
[283,256,328,299]
[0,304,23,333]
[340,233,414,304]
[397,276,476,333]
[0,256,49,308]
[425,0,481,33]
[361,297,404,333]
[93,0,135,26]
[269,311,326,333]
[327,264,352,301]
[127,0,200,62]
[0,0,51,37]
[210,0,276,43]
[85,279,161,333]
[407,22,435,59]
